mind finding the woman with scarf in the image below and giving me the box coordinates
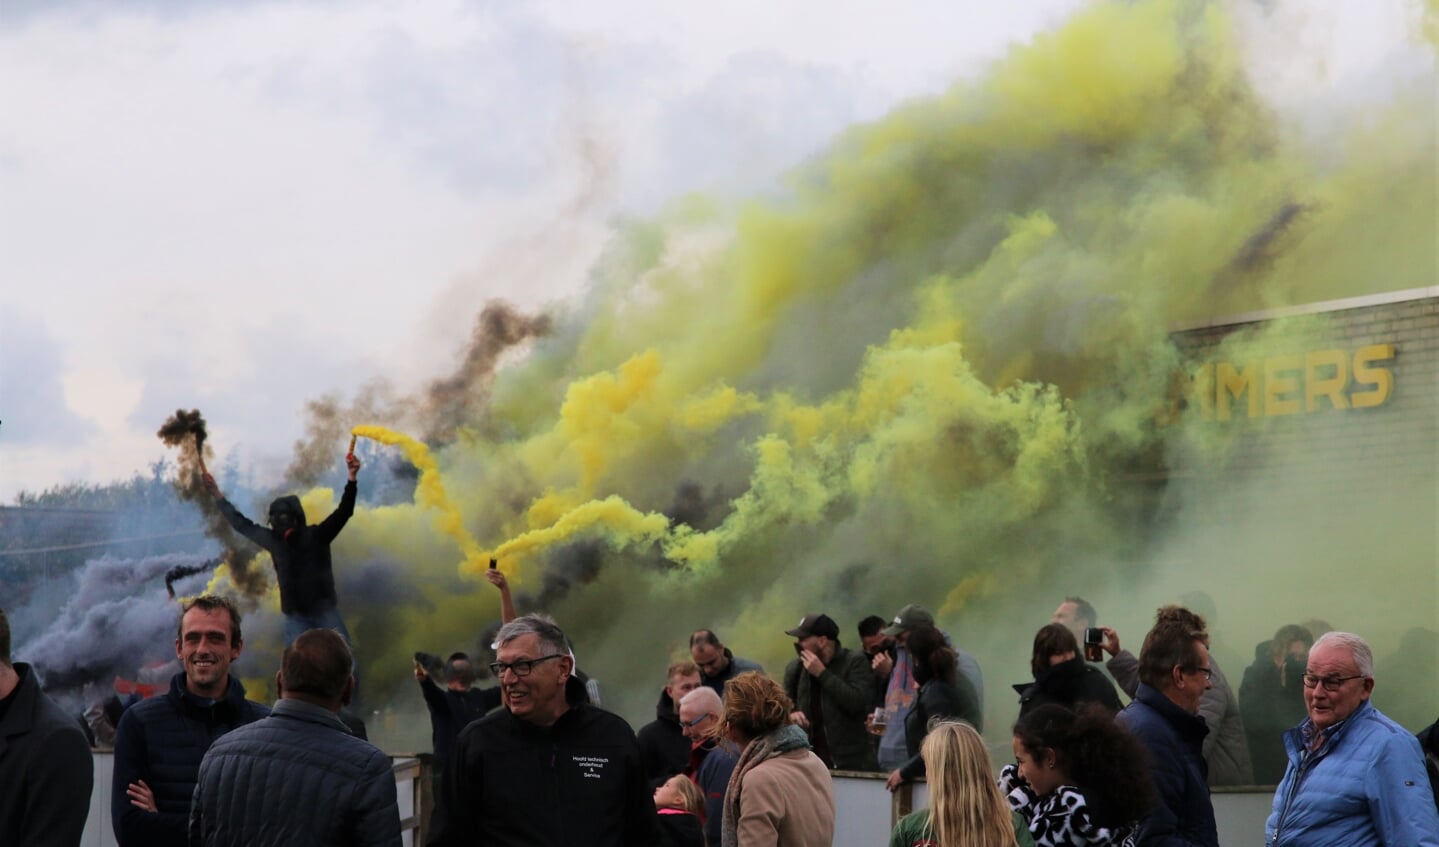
[719,671,835,847]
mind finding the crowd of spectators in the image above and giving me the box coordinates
[4,592,1439,847]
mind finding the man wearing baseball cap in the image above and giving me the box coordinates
[874,604,985,771]
[782,613,879,772]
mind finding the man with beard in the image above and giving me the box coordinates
[205,452,360,645]
[428,614,654,846]
[111,596,269,847]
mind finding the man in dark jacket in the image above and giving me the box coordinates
[428,614,655,846]
[206,452,360,645]
[416,652,500,780]
[1420,718,1439,809]
[111,595,269,847]
[783,612,880,771]
[0,606,94,847]
[689,628,764,695]
[1116,620,1218,847]
[191,628,401,847]
[636,659,701,788]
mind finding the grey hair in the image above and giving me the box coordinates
[679,685,722,714]
[495,614,569,657]
[1312,631,1374,678]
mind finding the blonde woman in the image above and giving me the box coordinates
[890,721,1034,847]
[719,671,835,847]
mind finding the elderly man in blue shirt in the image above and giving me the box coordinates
[1266,631,1439,846]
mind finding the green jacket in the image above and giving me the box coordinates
[890,808,1036,847]
[783,645,879,772]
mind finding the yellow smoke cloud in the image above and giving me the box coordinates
[352,425,486,572]
[308,0,1435,735]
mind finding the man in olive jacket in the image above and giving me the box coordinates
[0,607,94,847]
[782,613,879,771]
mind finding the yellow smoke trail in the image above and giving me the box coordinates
[351,424,487,572]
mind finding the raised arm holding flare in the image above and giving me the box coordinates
[203,451,360,646]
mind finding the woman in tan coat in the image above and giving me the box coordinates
[719,671,836,847]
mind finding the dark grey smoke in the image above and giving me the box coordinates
[17,553,214,697]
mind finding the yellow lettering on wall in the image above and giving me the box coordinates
[1264,354,1302,417]
[1215,361,1258,421]
[1350,343,1395,409]
[1304,349,1349,412]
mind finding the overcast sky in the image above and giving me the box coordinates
[0,0,1106,501]
[0,0,1423,503]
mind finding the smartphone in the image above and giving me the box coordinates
[1083,627,1104,662]
[489,558,497,570]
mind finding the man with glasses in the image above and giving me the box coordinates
[1265,631,1439,846]
[1117,620,1218,846]
[427,614,654,846]
[678,686,738,847]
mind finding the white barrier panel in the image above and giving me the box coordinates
[84,752,1272,845]
[831,772,1274,847]
[84,751,421,847]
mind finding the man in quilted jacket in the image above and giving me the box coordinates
[111,595,269,847]
[1265,631,1439,846]
[191,628,400,847]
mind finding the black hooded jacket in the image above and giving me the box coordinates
[636,688,689,789]
[217,481,357,615]
[1014,656,1123,719]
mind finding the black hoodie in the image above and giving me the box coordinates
[217,481,357,615]
[636,688,689,789]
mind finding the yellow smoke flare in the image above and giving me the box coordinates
[486,495,672,568]
[351,424,487,572]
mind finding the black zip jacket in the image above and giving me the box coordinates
[428,701,656,846]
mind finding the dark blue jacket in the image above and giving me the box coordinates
[0,663,94,847]
[1117,683,1216,846]
[111,672,268,847]
[190,698,401,847]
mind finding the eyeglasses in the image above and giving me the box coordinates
[1182,666,1213,681]
[1301,673,1364,692]
[682,712,715,728]
[488,653,564,678]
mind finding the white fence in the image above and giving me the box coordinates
[82,752,1269,846]
[80,752,422,847]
